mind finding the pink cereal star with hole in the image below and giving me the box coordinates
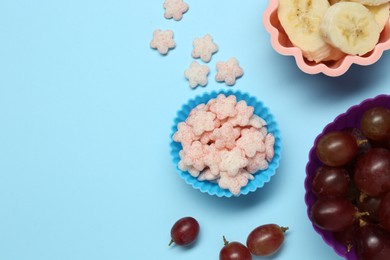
[203,144,222,176]
[211,122,241,150]
[186,109,219,136]
[209,94,237,120]
[181,141,206,171]
[218,170,250,195]
[191,34,219,63]
[173,122,196,149]
[215,58,243,86]
[236,128,265,158]
[219,147,248,177]
[265,133,275,162]
[228,100,254,126]
[184,61,210,88]
[163,0,189,21]
[150,29,175,55]
[246,152,269,174]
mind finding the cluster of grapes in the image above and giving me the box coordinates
[309,106,390,260]
[169,217,288,259]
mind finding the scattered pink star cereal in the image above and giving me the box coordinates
[191,34,219,63]
[236,128,265,158]
[163,0,189,21]
[209,94,237,120]
[172,94,276,195]
[219,147,248,177]
[229,100,254,127]
[215,58,244,86]
[184,61,210,89]
[218,170,250,195]
[150,29,175,55]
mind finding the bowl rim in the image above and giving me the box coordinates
[263,0,390,77]
[170,89,282,197]
[304,94,390,260]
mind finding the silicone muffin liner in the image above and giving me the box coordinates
[170,89,282,197]
[263,0,390,77]
[305,94,390,259]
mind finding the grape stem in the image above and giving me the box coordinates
[280,226,289,233]
[168,239,174,246]
[222,235,229,246]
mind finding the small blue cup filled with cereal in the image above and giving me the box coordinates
[170,89,281,197]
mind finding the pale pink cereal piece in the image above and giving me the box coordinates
[181,141,206,171]
[189,103,208,117]
[248,115,267,129]
[246,152,269,174]
[265,133,275,162]
[219,147,248,177]
[209,94,237,120]
[212,122,241,150]
[186,109,217,136]
[203,144,222,176]
[228,100,254,127]
[215,58,243,86]
[218,170,250,195]
[191,34,219,63]
[150,29,175,55]
[200,131,213,145]
[236,128,265,158]
[163,0,189,21]
[173,122,196,148]
[178,160,200,177]
[259,126,268,138]
[198,168,219,181]
[184,61,210,88]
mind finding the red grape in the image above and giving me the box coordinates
[354,148,390,197]
[316,131,358,167]
[310,197,360,232]
[311,166,350,198]
[379,191,390,233]
[219,236,252,260]
[169,216,200,246]
[355,223,390,260]
[360,107,390,142]
[246,224,288,256]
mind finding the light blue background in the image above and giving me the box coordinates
[0,1,389,259]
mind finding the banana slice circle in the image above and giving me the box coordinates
[320,2,381,56]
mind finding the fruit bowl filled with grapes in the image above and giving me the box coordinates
[305,95,390,260]
[263,0,390,76]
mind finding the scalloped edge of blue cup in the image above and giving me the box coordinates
[170,89,282,197]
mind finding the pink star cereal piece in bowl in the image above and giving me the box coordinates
[150,29,175,55]
[163,0,189,21]
[170,90,281,197]
[263,0,390,77]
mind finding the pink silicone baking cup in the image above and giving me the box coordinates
[263,0,390,77]
[305,94,390,260]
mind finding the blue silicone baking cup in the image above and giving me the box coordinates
[170,89,282,197]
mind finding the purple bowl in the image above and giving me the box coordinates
[304,94,390,260]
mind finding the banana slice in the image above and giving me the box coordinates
[366,3,390,31]
[350,0,389,6]
[320,2,381,56]
[278,0,333,62]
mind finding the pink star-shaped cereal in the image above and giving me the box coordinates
[265,133,275,162]
[184,61,210,88]
[203,144,222,176]
[228,100,254,127]
[248,115,267,129]
[191,34,219,63]
[180,141,206,171]
[186,109,218,136]
[246,152,269,174]
[209,94,237,120]
[219,147,248,177]
[178,160,200,177]
[218,170,250,195]
[211,122,241,150]
[150,29,175,55]
[215,58,243,86]
[173,122,196,149]
[163,0,189,21]
[236,128,265,158]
